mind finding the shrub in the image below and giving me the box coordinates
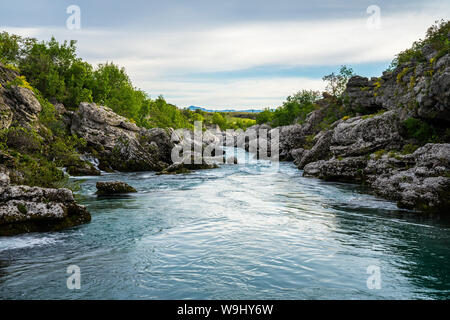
[268,90,320,127]
[5,127,42,153]
[389,20,450,69]
[402,118,437,143]
[256,109,274,124]
[401,143,419,155]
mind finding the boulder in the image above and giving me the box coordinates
[297,130,333,169]
[330,110,403,157]
[0,176,91,236]
[95,181,137,195]
[303,156,368,183]
[70,102,174,172]
[157,153,219,175]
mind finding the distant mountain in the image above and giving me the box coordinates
[187,106,262,113]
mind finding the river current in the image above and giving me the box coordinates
[1,148,449,299]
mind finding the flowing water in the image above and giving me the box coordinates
[1,148,449,299]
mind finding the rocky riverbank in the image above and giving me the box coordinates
[1,23,449,237]
[235,41,450,213]
[0,172,90,236]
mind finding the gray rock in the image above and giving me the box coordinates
[303,156,368,183]
[297,130,333,169]
[290,148,305,166]
[0,182,91,236]
[71,102,173,172]
[96,181,137,195]
[343,76,381,113]
[304,143,450,212]
[330,110,403,157]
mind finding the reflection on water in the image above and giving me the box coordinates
[0,148,449,299]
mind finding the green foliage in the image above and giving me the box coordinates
[401,143,419,155]
[0,86,87,190]
[0,31,195,129]
[0,32,22,65]
[322,65,354,98]
[143,96,193,129]
[389,20,450,69]
[256,108,274,124]
[316,102,346,131]
[212,112,227,130]
[90,62,146,119]
[259,90,320,127]
[402,118,437,143]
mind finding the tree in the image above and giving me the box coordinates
[212,112,227,130]
[269,90,320,127]
[256,108,274,124]
[90,62,146,119]
[322,65,354,98]
[0,32,21,64]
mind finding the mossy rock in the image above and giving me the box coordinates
[95,181,137,195]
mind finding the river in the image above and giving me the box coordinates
[1,148,449,299]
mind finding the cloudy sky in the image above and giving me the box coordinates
[1,0,449,109]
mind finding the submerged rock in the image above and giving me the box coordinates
[157,153,219,175]
[95,181,137,195]
[0,173,91,236]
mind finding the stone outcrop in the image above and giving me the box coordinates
[263,41,450,213]
[70,102,174,172]
[343,49,450,123]
[96,181,137,195]
[0,173,91,236]
[304,144,450,212]
[0,64,42,129]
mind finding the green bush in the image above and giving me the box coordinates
[403,118,437,143]
[389,20,449,69]
[260,90,320,127]
[401,143,419,155]
[0,31,194,130]
[256,109,274,124]
[4,127,43,153]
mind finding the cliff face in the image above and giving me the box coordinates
[274,44,450,213]
[343,44,449,122]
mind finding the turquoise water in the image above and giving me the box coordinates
[1,148,449,299]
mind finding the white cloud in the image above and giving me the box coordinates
[140,77,326,109]
[2,8,448,109]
